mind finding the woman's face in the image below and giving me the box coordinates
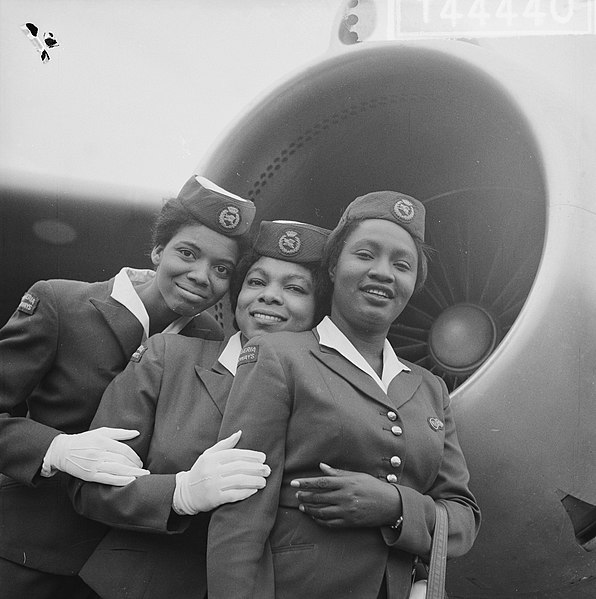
[329,219,418,337]
[235,256,317,340]
[151,224,239,317]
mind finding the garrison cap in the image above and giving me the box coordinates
[333,191,426,242]
[177,175,256,237]
[254,220,330,264]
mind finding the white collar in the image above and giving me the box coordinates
[316,316,410,393]
[217,331,243,375]
[110,267,193,340]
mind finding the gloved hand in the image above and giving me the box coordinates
[44,427,150,486]
[173,430,271,515]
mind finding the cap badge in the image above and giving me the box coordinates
[218,206,241,230]
[428,417,444,432]
[278,230,301,255]
[393,198,415,222]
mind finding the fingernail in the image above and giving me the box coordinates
[320,462,330,468]
[290,480,299,488]
[298,504,305,512]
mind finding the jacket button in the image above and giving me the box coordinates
[387,411,397,421]
[391,425,403,436]
[390,456,402,467]
[386,473,398,483]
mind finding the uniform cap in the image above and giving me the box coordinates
[176,175,256,237]
[254,220,330,264]
[333,191,425,242]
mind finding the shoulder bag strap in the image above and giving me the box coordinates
[426,501,449,599]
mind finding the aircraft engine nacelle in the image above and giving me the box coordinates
[198,40,596,598]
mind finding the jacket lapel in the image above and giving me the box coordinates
[194,361,233,416]
[90,292,144,360]
[311,345,397,411]
[386,370,423,409]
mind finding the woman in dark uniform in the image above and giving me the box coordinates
[0,175,256,599]
[207,191,481,599]
[68,220,330,599]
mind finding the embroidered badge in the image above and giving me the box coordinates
[17,292,40,315]
[218,206,241,230]
[238,345,259,367]
[393,198,415,223]
[428,417,444,432]
[130,344,148,363]
[278,230,301,255]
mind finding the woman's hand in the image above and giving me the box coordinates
[290,463,402,528]
[173,431,271,515]
[43,427,150,485]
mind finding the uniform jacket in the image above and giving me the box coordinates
[0,277,223,575]
[70,332,232,599]
[207,329,481,599]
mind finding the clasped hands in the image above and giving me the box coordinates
[290,463,402,528]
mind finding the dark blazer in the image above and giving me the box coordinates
[0,277,223,575]
[207,329,481,599]
[70,333,232,599]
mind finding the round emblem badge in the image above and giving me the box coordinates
[218,206,240,230]
[278,230,301,255]
[428,417,444,432]
[393,198,415,222]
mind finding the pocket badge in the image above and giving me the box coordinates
[428,417,444,431]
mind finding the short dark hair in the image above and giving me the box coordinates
[229,250,331,330]
[321,217,431,296]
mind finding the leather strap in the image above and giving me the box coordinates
[426,501,449,599]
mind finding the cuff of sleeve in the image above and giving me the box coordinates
[40,437,60,478]
[172,471,190,515]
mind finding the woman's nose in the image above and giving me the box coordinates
[258,285,283,304]
[369,258,394,281]
[187,261,210,286]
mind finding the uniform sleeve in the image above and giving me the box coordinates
[385,376,481,560]
[68,335,181,534]
[207,336,291,599]
[0,281,63,484]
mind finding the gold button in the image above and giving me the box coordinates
[391,425,403,436]
[390,456,402,467]
[386,474,398,483]
[387,411,397,421]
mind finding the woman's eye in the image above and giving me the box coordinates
[355,250,373,260]
[214,265,232,277]
[178,249,194,258]
[395,261,412,271]
[286,285,306,294]
[247,278,265,287]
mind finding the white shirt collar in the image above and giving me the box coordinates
[110,267,193,340]
[217,331,243,375]
[316,316,410,393]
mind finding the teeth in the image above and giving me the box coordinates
[365,288,389,298]
[253,312,283,322]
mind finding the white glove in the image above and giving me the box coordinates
[43,427,150,486]
[173,430,271,515]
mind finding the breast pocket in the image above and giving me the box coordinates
[399,399,446,490]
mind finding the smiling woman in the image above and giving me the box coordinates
[139,223,240,331]
[67,219,330,599]
[206,190,480,599]
[0,174,255,599]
